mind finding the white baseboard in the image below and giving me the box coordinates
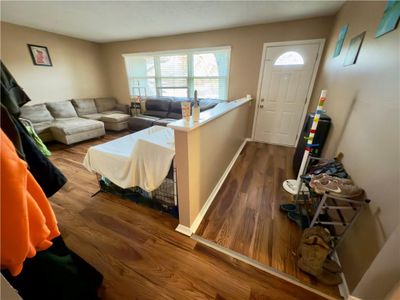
[192,234,339,300]
[175,224,192,236]
[189,138,250,234]
[348,296,362,300]
[175,137,250,237]
[332,251,351,299]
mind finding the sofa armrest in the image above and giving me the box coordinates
[114,103,130,114]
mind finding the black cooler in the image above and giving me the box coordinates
[292,113,331,175]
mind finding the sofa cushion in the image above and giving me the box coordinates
[100,113,130,123]
[20,104,54,123]
[52,118,104,135]
[144,110,169,118]
[169,100,187,113]
[101,110,125,115]
[46,100,78,118]
[81,113,103,120]
[94,97,117,113]
[145,98,171,112]
[71,98,98,116]
[167,112,182,119]
[133,114,161,122]
[32,121,53,134]
[114,103,129,114]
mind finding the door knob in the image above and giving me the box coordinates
[261,98,264,102]
[259,105,264,108]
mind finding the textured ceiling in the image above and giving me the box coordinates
[1,1,344,43]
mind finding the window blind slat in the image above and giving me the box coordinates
[124,48,230,100]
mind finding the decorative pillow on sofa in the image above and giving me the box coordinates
[46,100,78,118]
[94,97,117,113]
[20,104,54,123]
[71,98,98,116]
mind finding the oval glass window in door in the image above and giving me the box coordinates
[274,51,304,66]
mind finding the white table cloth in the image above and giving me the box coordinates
[83,126,175,192]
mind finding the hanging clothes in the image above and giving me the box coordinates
[0,61,30,117]
[0,103,24,158]
[20,118,51,156]
[15,120,66,197]
[1,61,102,299]
[0,129,60,276]
[2,236,103,300]
[0,61,67,197]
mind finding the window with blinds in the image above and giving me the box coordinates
[123,47,230,100]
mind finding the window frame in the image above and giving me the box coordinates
[123,46,231,100]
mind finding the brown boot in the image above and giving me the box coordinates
[323,259,342,274]
[297,226,332,257]
[297,237,330,277]
[317,269,343,286]
[301,226,332,245]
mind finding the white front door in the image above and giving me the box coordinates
[254,42,321,146]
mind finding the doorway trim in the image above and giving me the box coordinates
[251,39,325,147]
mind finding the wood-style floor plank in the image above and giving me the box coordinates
[48,132,329,300]
[196,142,341,299]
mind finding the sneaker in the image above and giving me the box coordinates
[311,176,363,197]
[309,174,351,190]
[287,211,310,229]
[279,203,298,213]
[309,161,349,178]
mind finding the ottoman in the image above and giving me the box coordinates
[100,113,130,131]
[127,115,160,132]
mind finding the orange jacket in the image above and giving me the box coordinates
[1,129,60,276]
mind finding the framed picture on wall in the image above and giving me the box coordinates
[333,24,349,57]
[27,44,53,66]
[376,0,400,38]
[344,32,366,66]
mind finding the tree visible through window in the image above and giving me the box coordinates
[123,47,230,100]
[274,51,304,66]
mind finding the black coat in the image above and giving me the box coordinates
[0,60,67,197]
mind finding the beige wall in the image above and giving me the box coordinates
[310,1,399,295]
[175,101,250,228]
[99,16,333,106]
[0,22,110,104]
[353,224,400,300]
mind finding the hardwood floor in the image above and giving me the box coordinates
[47,132,327,300]
[196,142,341,299]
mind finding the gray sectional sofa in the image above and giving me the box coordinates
[128,96,220,132]
[72,97,130,131]
[20,97,130,145]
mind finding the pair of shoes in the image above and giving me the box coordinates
[323,258,342,274]
[298,259,343,286]
[297,226,343,286]
[310,173,353,186]
[287,211,310,229]
[310,174,363,198]
[308,160,349,178]
[279,203,297,212]
[280,204,310,229]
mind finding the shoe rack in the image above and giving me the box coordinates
[294,155,370,249]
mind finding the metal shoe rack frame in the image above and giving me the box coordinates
[295,155,370,249]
